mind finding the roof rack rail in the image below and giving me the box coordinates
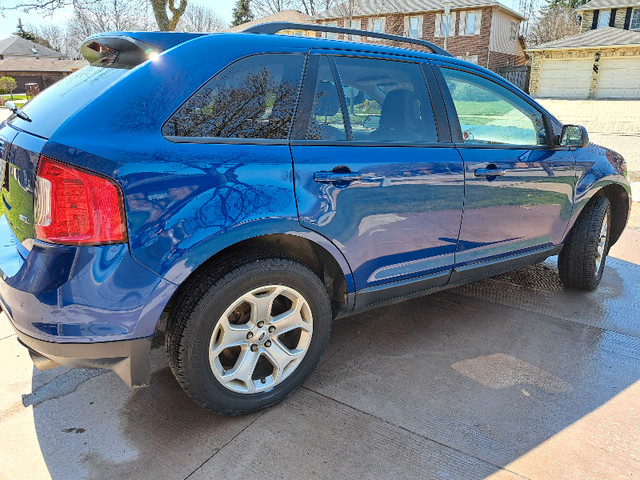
[242,22,452,57]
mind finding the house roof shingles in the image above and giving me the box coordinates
[314,0,525,20]
[577,0,640,12]
[528,26,640,50]
[0,36,64,58]
[0,57,85,73]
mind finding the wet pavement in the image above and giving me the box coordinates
[1,224,639,480]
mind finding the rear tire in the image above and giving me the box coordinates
[166,251,332,416]
[558,196,611,290]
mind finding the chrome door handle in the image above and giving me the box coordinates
[313,171,363,183]
[474,168,506,177]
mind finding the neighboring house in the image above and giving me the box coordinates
[313,0,527,71]
[0,58,87,93]
[527,0,640,99]
[229,10,315,35]
[0,36,64,60]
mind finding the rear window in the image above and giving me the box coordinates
[8,66,128,139]
[162,54,305,140]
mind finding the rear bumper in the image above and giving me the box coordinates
[10,313,152,386]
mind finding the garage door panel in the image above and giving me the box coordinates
[538,59,592,99]
[597,58,640,99]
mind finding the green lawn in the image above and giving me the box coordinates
[1,94,27,100]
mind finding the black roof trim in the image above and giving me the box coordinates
[242,22,452,57]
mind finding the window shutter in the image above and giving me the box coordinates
[404,15,410,36]
[435,14,442,37]
[474,10,482,34]
[381,17,386,33]
[592,10,600,29]
[418,15,424,37]
[459,12,467,36]
[610,8,617,26]
[450,12,457,36]
[367,17,372,31]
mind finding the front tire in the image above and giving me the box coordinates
[558,196,611,290]
[166,253,332,416]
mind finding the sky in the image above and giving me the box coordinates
[0,0,521,39]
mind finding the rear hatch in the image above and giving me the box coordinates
[1,32,203,250]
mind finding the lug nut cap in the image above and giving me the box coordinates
[246,332,253,339]
[265,340,272,347]
[268,326,276,333]
[250,344,258,352]
[257,321,265,328]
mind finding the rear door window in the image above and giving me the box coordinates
[296,55,438,143]
[163,54,305,140]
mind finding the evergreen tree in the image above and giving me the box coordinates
[231,0,254,27]
[14,19,38,42]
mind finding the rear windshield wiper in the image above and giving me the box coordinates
[5,101,31,122]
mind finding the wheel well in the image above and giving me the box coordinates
[594,184,630,247]
[161,234,349,329]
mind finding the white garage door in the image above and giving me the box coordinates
[597,57,640,99]
[537,59,593,99]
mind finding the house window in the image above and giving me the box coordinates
[442,14,452,37]
[597,10,610,28]
[510,21,518,40]
[631,9,640,30]
[327,22,337,39]
[466,12,476,35]
[351,20,359,30]
[373,18,382,33]
[410,16,420,37]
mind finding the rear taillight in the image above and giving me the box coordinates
[34,156,127,245]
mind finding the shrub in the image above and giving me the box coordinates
[0,76,18,99]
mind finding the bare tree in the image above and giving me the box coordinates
[527,4,580,47]
[177,4,226,32]
[1,0,188,31]
[296,0,338,16]
[251,0,293,17]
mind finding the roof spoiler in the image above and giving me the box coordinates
[81,32,206,68]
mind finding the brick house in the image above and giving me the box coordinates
[0,57,86,93]
[527,0,640,99]
[313,0,527,71]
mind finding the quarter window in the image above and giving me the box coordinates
[162,54,304,140]
[597,9,610,28]
[631,9,640,30]
[440,68,547,146]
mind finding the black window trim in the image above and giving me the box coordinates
[290,50,447,146]
[432,61,565,151]
[161,51,307,145]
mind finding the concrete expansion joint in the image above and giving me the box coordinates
[301,386,534,480]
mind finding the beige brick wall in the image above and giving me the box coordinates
[529,47,640,98]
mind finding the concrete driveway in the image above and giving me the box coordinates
[2,226,640,480]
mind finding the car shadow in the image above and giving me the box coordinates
[26,256,640,479]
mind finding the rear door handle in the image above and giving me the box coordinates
[474,168,506,178]
[313,171,363,183]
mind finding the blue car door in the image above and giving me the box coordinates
[432,63,576,278]
[290,52,465,307]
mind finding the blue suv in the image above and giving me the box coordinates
[0,23,631,415]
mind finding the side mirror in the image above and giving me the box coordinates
[560,125,589,148]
